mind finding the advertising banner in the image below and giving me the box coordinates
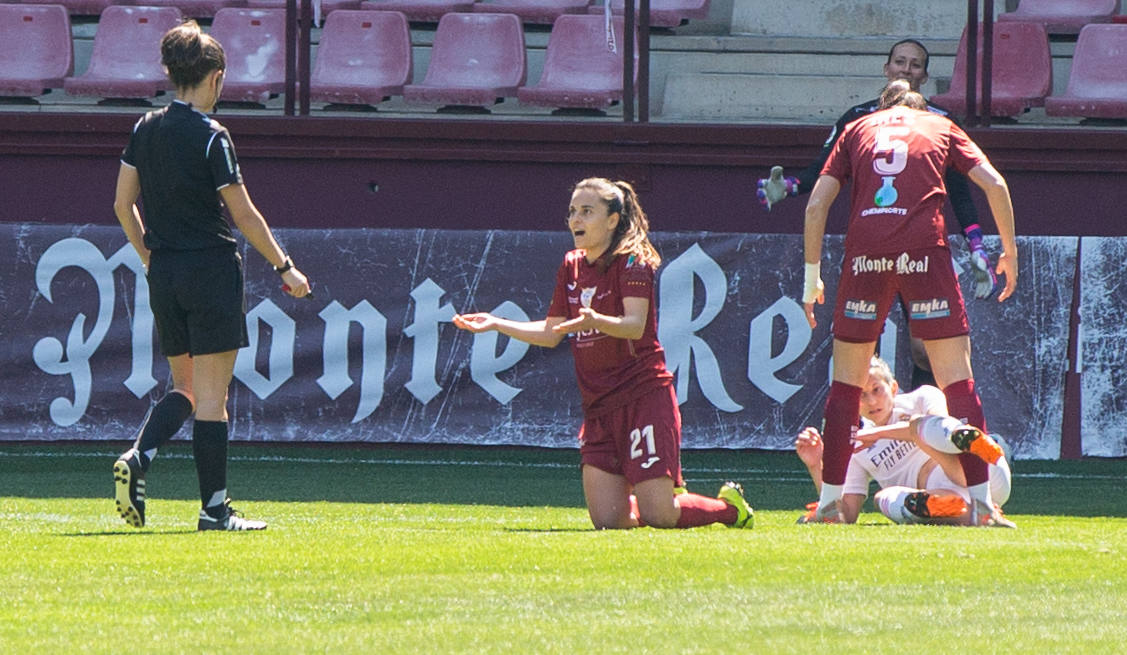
[1,225,1079,457]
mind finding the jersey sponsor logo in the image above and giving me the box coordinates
[860,206,908,217]
[909,298,950,319]
[894,253,928,274]
[567,282,577,290]
[640,456,661,469]
[867,439,918,472]
[873,176,899,207]
[851,253,928,276]
[851,255,894,275]
[844,299,877,320]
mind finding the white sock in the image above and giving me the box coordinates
[874,486,918,524]
[818,483,843,512]
[915,415,965,454]
[967,481,993,511]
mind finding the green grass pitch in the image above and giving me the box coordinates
[1,444,1125,654]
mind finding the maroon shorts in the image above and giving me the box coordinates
[579,385,684,487]
[832,245,969,343]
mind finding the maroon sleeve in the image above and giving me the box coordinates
[820,122,854,183]
[946,123,989,175]
[620,254,654,299]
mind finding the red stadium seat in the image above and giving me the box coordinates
[587,0,709,28]
[63,6,182,101]
[517,14,634,112]
[998,0,1121,35]
[0,4,73,99]
[133,0,247,20]
[310,10,413,106]
[1045,24,1127,119]
[209,8,287,104]
[403,12,525,110]
[28,0,127,18]
[471,0,590,25]
[930,21,1052,118]
[358,0,476,22]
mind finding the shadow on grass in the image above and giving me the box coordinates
[59,529,199,537]
[3,443,1126,517]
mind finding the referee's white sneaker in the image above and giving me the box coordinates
[197,499,267,531]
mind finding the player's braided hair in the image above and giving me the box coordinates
[161,20,226,90]
[574,178,662,270]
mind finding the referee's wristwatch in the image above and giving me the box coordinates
[274,257,294,274]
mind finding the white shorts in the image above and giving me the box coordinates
[924,456,1012,507]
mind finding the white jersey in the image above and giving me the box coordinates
[843,386,948,497]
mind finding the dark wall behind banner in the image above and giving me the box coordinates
[2,224,1089,459]
[3,115,1126,236]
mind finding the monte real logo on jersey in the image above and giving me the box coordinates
[909,298,950,319]
[844,299,878,320]
[851,253,929,276]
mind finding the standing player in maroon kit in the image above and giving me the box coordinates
[454,177,754,530]
[801,81,1018,526]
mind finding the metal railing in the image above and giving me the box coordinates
[281,0,654,121]
[964,0,996,127]
[282,1,1000,125]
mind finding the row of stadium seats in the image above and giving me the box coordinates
[0,5,636,111]
[998,0,1123,35]
[0,0,708,26]
[930,21,1127,121]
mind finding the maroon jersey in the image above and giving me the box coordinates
[822,105,989,256]
[547,250,673,418]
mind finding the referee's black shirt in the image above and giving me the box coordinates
[121,100,243,251]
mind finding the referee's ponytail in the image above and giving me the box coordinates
[161,20,226,90]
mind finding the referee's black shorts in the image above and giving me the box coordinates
[147,245,249,357]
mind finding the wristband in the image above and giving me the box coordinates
[274,257,294,275]
[802,262,822,304]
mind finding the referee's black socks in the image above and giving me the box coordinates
[192,420,229,512]
[134,391,194,471]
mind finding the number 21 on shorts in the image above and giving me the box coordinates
[629,425,660,469]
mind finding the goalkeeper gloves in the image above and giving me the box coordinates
[757,166,799,210]
[964,225,998,300]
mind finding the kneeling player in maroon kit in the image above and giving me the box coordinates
[454,177,754,530]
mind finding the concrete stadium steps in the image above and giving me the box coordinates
[658,73,929,122]
[731,0,1001,39]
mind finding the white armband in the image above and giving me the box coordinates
[802,262,823,304]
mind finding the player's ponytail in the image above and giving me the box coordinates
[161,20,226,90]
[573,177,661,270]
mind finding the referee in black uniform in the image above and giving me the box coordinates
[111,20,310,531]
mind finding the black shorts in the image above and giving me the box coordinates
[147,246,248,357]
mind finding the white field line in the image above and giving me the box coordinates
[0,450,1123,481]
